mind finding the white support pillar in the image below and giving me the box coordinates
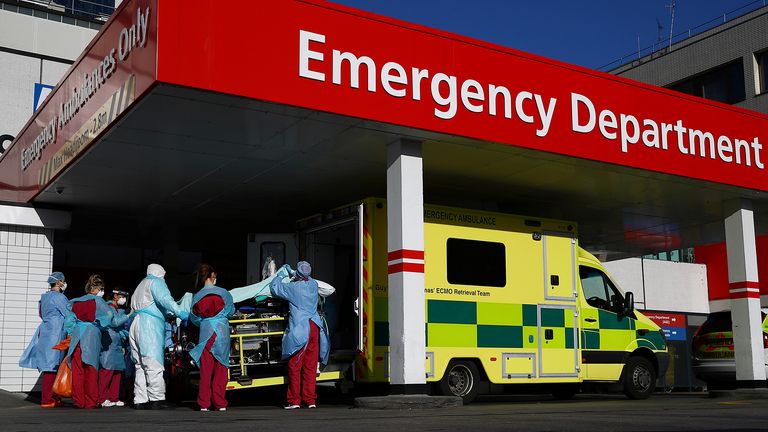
[724,200,767,387]
[386,138,426,393]
[0,205,70,392]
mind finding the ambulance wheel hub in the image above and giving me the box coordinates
[448,364,474,396]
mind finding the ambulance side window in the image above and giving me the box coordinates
[446,238,506,287]
[579,266,611,311]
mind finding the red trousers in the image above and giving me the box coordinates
[287,321,319,406]
[71,346,98,409]
[41,371,56,404]
[198,347,228,409]
[98,369,122,404]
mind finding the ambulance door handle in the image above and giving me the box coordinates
[584,318,597,323]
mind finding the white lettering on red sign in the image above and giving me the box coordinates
[298,29,764,171]
[21,6,151,172]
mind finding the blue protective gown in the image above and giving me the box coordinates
[65,295,114,369]
[100,308,130,371]
[189,286,235,367]
[19,290,69,372]
[270,276,330,365]
[132,275,188,365]
[123,314,137,378]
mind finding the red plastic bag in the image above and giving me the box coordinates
[52,357,71,398]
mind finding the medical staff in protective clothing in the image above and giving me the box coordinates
[129,264,188,409]
[65,274,114,409]
[19,271,68,408]
[99,289,131,407]
[189,264,235,411]
[270,261,330,409]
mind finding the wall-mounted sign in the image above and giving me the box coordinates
[157,1,768,191]
[0,0,157,202]
[644,312,687,341]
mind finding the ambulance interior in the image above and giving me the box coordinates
[300,218,361,365]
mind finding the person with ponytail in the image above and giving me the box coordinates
[188,264,234,411]
[64,274,114,409]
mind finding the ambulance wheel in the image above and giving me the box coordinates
[439,361,480,404]
[623,356,655,400]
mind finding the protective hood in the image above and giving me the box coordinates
[147,264,166,278]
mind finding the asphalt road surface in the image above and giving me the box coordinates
[2,390,768,432]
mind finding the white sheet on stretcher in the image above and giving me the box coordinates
[175,266,335,324]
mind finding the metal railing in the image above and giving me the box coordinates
[1,0,111,30]
[598,0,768,72]
[16,0,115,22]
[46,0,115,21]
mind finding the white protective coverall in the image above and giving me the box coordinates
[129,264,187,404]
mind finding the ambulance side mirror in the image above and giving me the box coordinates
[623,292,634,315]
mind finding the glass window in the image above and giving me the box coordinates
[757,51,768,94]
[579,267,610,310]
[669,250,680,262]
[446,238,506,287]
[604,276,625,312]
[668,60,745,104]
[260,242,286,280]
[579,266,626,312]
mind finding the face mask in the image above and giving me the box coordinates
[117,297,126,306]
[60,282,67,291]
[96,290,104,298]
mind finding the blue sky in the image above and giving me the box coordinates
[331,0,760,69]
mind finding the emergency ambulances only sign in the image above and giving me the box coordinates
[0,0,156,202]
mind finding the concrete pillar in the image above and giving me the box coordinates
[0,205,70,392]
[724,200,767,387]
[386,138,426,393]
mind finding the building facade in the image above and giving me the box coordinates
[612,5,768,313]
[0,0,99,392]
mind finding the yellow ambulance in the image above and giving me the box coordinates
[295,198,669,403]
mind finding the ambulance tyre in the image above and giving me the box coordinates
[623,356,655,400]
[440,360,480,404]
